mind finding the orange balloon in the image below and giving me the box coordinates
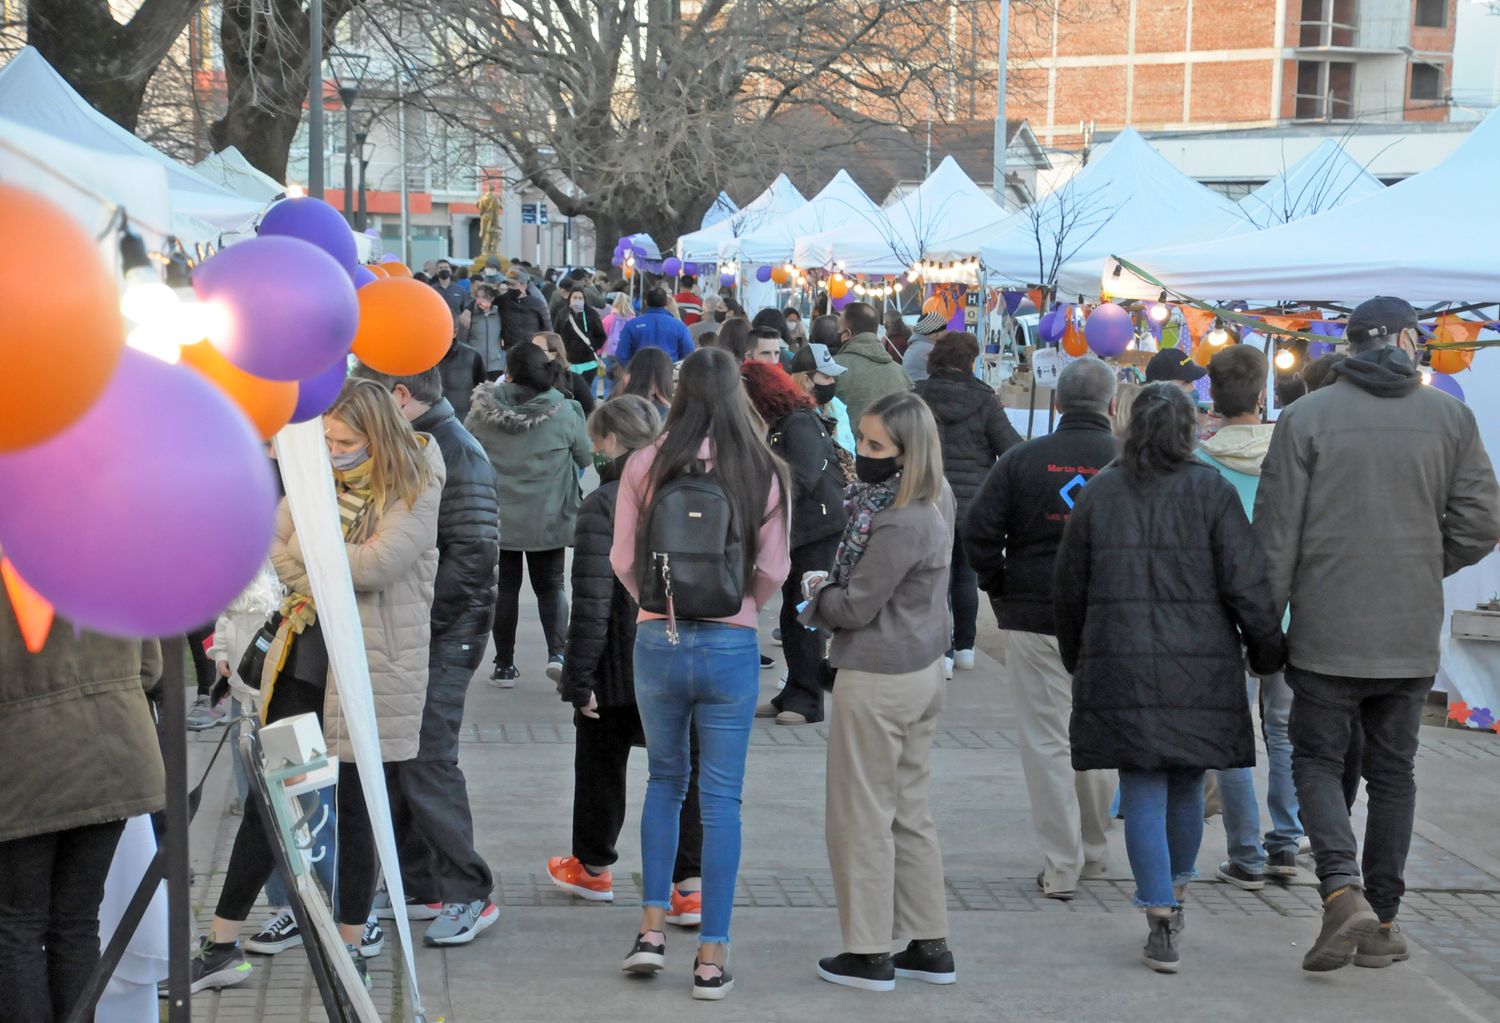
[1061,319,1088,357]
[0,184,124,452]
[365,263,390,279]
[828,277,849,299]
[179,340,298,441]
[380,261,413,279]
[351,277,452,374]
[770,266,790,285]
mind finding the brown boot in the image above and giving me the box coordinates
[1302,886,1380,972]
[1354,921,1410,968]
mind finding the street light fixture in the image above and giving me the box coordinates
[354,118,371,232]
[329,48,371,224]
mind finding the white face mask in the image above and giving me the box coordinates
[570,297,585,312]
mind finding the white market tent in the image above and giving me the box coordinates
[699,191,739,230]
[793,156,1006,274]
[933,129,1240,299]
[676,175,807,262]
[0,47,263,242]
[1230,137,1385,233]
[194,146,286,202]
[1102,108,1500,305]
[719,169,879,267]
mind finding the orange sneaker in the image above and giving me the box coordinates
[667,887,702,927]
[547,856,614,902]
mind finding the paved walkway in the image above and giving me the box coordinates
[186,595,1500,1023]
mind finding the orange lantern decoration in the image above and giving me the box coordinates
[0,184,124,452]
[179,340,298,441]
[1060,318,1088,357]
[1431,317,1479,373]
[828,276,849,299]
[351,277,452,374]
[770,266,791,285]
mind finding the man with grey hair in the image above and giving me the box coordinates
[690,292,724,342]
[964,356,1120,900]
[1255,296,1500,972]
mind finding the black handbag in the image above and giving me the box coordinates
[236,612,283,691]
[235,612,329,691]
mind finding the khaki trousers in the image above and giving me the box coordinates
[1006,630,1117,893]
[825,659,949,953]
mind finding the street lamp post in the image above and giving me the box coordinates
[329,49,370,225]
[308,0,323,198]
[991,0,1010,201]
[355,126,369,231]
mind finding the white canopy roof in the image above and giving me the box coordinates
[0,47,263,241]
[1104,109,1500,304]
[1231,138,1384,233]
[700,191,738,230]
[721,170,880,266]
[793,156,1007,274]
[675,175,807,262]
[934,129,1240,299]
[194,146,286,202]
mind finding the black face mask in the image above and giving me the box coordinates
[438,270,451,281]
[713,309,727,323]
[812,381,837,406]
[855,453,900,486]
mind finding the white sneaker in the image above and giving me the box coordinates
[943,656,954,680]
[953,649,975,670]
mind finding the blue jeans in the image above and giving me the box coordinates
[1216,672,1301,871]
[1118,770,1205,908]
[634,620,759,944]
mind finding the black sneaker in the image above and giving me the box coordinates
[1142,915,1179,973]
[760,653,774,669]
[817,952,895,992]
[489,664,519,689]
[345,943,373,993]
[891,940,956,985]
[1265,850,1299,880]
[244,909,302,955]
[621,931,666,974]
[693,957,734,1000]
[360,919,384,958]
[189,937,253,992]
[1216,861,1265,891]
[545,654,565,683]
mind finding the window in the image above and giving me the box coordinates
[1410,62,1443,101]
[1414,0,1446,28]
[1294,60,1356,120]
[1299,0,1358,47]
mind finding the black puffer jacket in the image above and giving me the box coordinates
[438,341,486,422]
[412,399,499,670]
[1054,460,1286,773]
[914,370,1022,521]
[769,406,848,549]
[500,291,548,350]
[559,457,637,708]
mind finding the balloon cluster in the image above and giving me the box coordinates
[0,189,452,642]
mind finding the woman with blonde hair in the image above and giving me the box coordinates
[198,377,444,993]
[534,330,596,414]
[801,391,959,992]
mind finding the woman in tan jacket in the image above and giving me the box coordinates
[197,378,443,994]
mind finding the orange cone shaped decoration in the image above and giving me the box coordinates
[2,556,54,653]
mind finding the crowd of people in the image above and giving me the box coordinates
[4,278,1498,1017]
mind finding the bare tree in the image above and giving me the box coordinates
[377,0,1031,264]
[1023,179,1120,297]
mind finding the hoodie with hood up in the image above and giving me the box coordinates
[465,382,591,551]
[1253,345,1500,679]
[833,331,913,429]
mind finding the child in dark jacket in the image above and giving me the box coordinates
[547,395,704,926]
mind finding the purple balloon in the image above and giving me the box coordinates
[831,292,853,311]
[662,256,683,276]
[381,252,400,263]
[1430,371,1465,401]
[259,197,357,279]
[1038,307,1066,344]
[1085,302,1134,358]
[683,262,700,277]
[353,265,377,289]
[290,356,350,424]
[755,265,774,283]
[720,272,736,290]
[0,349,277,637]
[193,236,358,382]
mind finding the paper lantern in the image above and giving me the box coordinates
[1084,302,1134,358]
[1429,347,1474,375]
[771,266,791,285]
[756,265,773,283]
[0,184,124,452]
[1061,319,1088,357]
[258,197,357,279]
[351,277,453,374]
[192,236,357,382]
[179,340,298,441]
[0,349,277,636]
[662,256,683,276]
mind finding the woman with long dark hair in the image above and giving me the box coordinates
[715,317,753,363]
[740,362,846,725]
[618,347,675,421]
[1054,382,1284,974]
[557,282,609,388]
[610,347,790,1000]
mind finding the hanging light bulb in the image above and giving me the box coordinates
[1421,368,1434,386]
[1274,348,1296,371]
[1205,321,1230,347]
[1148,291,1170,324]
[285,184,306,199]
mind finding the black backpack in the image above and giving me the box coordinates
[638,465,746,625]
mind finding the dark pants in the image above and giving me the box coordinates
[388,662,494,905]
[215,679,387,928]
[774,534,840,721]
[572,705,703,883]
[948,535,979,654]
[494,548,568,665]
[1344,719,1365,811]
[0,819,126,1023]
[187,621,217,697]
[1287,666,1431,923]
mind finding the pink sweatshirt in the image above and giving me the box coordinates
[611,436,790,629]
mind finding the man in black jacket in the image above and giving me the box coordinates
[350,363,501,947]
[963,356,1120,901]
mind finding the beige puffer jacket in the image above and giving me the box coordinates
[271,439,445,762]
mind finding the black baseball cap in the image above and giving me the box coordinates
[1145,348,1207,384]
[1346,296,1432,344]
